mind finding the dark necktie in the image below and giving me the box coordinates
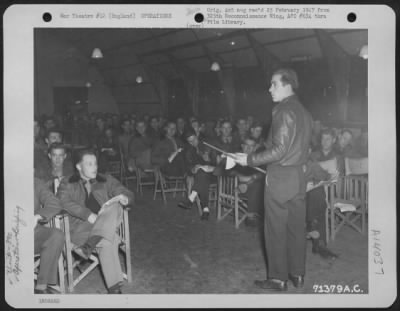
[83,179,94,206]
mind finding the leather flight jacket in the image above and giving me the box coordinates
[247,95,313,168]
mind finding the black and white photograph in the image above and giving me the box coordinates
[3,4,396,308]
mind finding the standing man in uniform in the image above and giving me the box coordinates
[233,68,313,291]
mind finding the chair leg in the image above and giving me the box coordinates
[195,196,202,216]
[57,253,65,293]
[325,208,330,245]
[64,222,74,293]
[160,174,167,204]
[153,171,158,200]
[123,209,132,283]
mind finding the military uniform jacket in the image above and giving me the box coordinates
[57,173,134,222]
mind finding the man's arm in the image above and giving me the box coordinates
[57,179,93,221]
[248,109,295,167]
[107,174,135,205]
[36,179,63,222]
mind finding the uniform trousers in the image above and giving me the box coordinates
[306,186,327,244]
[69,203,124,288]
[263,165,307,281]
[34,225,65,285]
[191,169,216,207]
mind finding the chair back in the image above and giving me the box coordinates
[318,157,338,176]
[345,157,368,176]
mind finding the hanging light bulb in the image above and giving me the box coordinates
[210,62,221,72]
[91,48,103,59]
[136,75,143,84]
[359,45,368,59]
[85,82,92,88]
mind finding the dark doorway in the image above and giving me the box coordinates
[53,86,88,118]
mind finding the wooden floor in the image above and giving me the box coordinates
[72,189,368,294]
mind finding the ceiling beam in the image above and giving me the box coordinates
[136,29,245,58]
[102,29,182,53]
[245,31,281,66]
[257,29,364,49]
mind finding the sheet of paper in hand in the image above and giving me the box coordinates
[225,156,236,170]
[3,3,396,309]
[97,195,121,215]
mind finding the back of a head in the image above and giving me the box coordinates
[273,68,299,91]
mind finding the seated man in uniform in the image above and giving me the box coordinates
[34,177,65,294]
[35,143,75,190]
[151,121,186,177]
[249,121,265,147]
[118,119,133,160]
[210,119,242,176]
[57,149,134,294]
[306,128,340,259]
[231,137,265,228]
[127,119,155,172]
[35,128,64,171]
[233,117,249,144]
[178,130,215,220]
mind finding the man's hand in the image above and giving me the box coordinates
[231,153,248,166]
[34,214,43,226]
[118,194,129,206]
[168,148,183,163]
[87,213,97,224]
[192,165,201,174]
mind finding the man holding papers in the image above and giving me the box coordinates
[232,68,313,291]
[58,149,134,294]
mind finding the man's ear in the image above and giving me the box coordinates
[48,153,51,160]
[76,163,81,172]
[45,138,49,145]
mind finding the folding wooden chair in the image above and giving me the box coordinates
[136,166,158,196]
[107,159,123,182]
[153,170,187,204]
[120,153,138,190]
[217,175,248,229]
[324,157,368,243]
[64,206,132,293]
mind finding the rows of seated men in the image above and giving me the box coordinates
[35,113,367,224]
[34,114,268,225]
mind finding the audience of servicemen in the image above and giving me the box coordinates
[33,112,368,293]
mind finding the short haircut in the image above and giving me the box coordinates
[221,119,232,127]
[273,68,299,90]
[320,128,336,139]
[46,128,63,139]
[184,129,197,140]
[341,129,353,137]
[121,119,130,126]
[48,142,67,155]
[136,119,146,126]
[244,136,256,144]
[250,121,263,129]
[76,149,97,164]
